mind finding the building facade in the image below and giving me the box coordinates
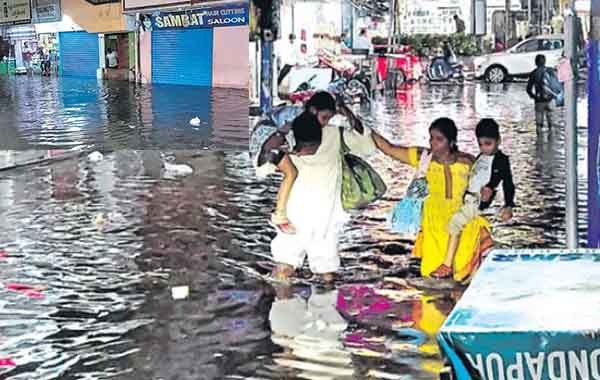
[1,0,248,88]
[124,0,249,88]
[398,0,523,38]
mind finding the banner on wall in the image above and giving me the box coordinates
[0,0,32,25]
[150,3,249,30]
[31,0,61,23]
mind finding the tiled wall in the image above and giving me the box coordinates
[211,26,249,89]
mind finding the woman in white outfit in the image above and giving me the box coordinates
[270,94,377,283]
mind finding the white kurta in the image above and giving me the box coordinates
[271,122,377,273]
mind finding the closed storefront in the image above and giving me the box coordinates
[151,28,213,86]
[58,31,99,77]
[140,2,249,88]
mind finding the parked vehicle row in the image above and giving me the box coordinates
[277,34,579,108]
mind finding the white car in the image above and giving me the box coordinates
[474,34,564,83]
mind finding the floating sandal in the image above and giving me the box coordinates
[430,264,453,280]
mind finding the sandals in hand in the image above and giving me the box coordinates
[430,264,453,279]
[270,211,297,234]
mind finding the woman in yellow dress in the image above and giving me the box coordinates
[373,118,493,282]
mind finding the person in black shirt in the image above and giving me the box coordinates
[527,54,557,131]
[453,15,466,34]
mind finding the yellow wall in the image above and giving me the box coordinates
[62,0,129,33]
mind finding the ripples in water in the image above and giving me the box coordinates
[0,80,591,379]
[0,76,248,152]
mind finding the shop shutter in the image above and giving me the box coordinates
[59,31,99,78]
[151,28,213,86]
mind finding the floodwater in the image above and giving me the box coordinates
[0,76,590,380]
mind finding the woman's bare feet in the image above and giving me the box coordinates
[430,264,453,279]
[272,264,295,282]
[321,272,335,284]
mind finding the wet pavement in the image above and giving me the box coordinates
[0,76,591,380]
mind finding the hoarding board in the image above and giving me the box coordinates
[0,0,32,25]
[439,249,600,380]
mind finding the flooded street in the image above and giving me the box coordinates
[0,76,248,151]
[0,77,590,379]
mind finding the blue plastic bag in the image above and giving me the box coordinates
[389,177,428,235]
[542,68,564,107]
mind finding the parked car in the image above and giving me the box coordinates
[474,34,564,83]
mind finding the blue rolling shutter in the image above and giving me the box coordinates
[152,29,213,86]
[59,31,99,78]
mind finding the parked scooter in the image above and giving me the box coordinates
[288,75,370,107]
[426,42,464,82]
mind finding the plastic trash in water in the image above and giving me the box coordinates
[164,162,193,177]
[189,117,202,126]
[88,151,104,162]
[6,283,45,299]
[171,286,189,300]
[0,358,15,366]
[93,213,106,228]
[0,250,7,258]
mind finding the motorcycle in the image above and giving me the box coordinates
[287,74,318,104]
[286,52,372,106]
[316,49,372,106]
[288,76,370,107]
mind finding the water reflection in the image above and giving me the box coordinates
[270,286,351,379]
[0,76,247,152]
[0,80,591,379]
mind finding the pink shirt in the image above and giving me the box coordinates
[557,58,573,82]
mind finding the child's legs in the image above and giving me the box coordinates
[275,154,297,216]
[446,196,480,266]
[306,228,340,275]
[448,203,479,236]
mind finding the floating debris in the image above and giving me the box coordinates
[6,283,45,299]
[171,286,189,300]
[164,162,193,177]
[0,358,15,367]
[189,117,202,126]
[88,151,104,162]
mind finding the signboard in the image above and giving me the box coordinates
[0,0,32,25]
[31,0,60,23]
[575,0,591,11]
[439,249,600,380]
[150,3,248,30]
[472,0,487,36]
[123,0,185,13]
